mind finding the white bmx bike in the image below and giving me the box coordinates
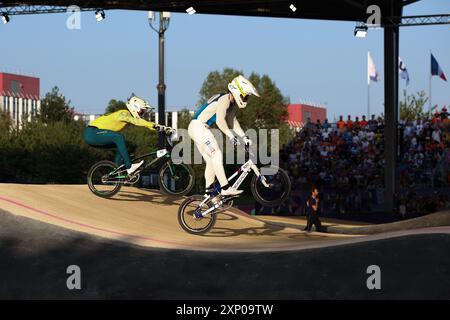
[178,145,291,235]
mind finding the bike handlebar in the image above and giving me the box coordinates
[154,125,176,136]
[153,125,176,149]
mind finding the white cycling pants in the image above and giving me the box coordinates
[188,119,228,188]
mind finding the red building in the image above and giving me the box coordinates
[287,103,327,128]
[0,72,40,127]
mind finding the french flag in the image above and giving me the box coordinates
[431,53,447,82]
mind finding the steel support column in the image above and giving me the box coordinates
[383,5,400,213]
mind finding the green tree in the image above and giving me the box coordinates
[39,86,74,123]
[0,109,12,133]
[199,68,241,105]
[105,99,127,114]
[400,90,428,121]
[0,119,106,183]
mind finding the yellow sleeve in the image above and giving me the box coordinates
[116,110,156,131]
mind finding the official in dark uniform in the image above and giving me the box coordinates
[304,186,323,232]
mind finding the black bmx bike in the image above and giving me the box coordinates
[87,128,195,198]
[178,145,291,235]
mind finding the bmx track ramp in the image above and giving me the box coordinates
[0,184,449,252]
[0,184,356,252]
[1,184,450,299]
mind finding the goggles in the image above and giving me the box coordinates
[241,94,249,103]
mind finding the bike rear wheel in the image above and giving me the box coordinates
[178,196,217,235]
[158,161,195,196]
[87,160,122,198]
[251,165,291,207]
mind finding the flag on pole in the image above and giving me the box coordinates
[368,51,380,84]
[399,57,410,86]
[431,53,447,82]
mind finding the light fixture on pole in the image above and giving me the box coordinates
[148,11,171,148]
[186,7,196,15]
[148,11,155,22]
[354,24,368,38]
[95,10,105,22]
[1,13,10,24]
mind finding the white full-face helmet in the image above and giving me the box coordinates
[126,94,152,119]
[228,75,260,109]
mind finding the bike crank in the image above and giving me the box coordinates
[194,195,238,219]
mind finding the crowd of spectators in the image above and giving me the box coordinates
[280,107,450,220]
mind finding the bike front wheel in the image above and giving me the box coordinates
[251,165,291,207]
[87,160,122,198]
[158,161,195,196]
[178,196,217,235]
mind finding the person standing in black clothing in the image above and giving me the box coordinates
[304,186,323,232]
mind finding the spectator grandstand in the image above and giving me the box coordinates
[278,108,450,222]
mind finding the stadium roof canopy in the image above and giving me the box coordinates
[0,0,419,22]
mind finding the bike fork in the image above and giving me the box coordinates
[252,164,271,188]
[258,175,271,188]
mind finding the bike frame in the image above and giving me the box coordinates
[196,155,270,217]
[104,133,175,181]
[106,148,171,180]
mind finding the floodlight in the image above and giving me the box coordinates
[354,25,368,38]
[2,13,10,24]
[186,7,196,15]
[95,10,105,22]
[148,11,155,22]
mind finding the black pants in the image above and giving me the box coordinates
[305,213,322,232]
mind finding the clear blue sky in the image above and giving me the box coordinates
[1,0,449,120]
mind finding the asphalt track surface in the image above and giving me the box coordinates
[0,184,449,299]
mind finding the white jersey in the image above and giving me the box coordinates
[193,93,245,139]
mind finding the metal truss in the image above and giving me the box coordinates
[0,3,449,28]
[386,14,450,27]
[0,5,97,15]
